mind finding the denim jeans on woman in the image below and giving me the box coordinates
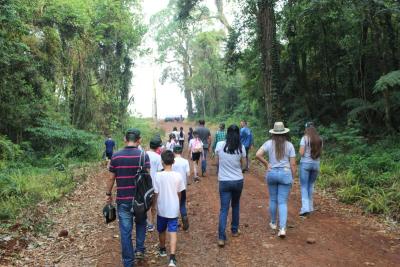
[218,180,243,240]
[117,202,147,267]
[266,168,293,229]
[299,162,320,214]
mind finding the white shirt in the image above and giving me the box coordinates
[261,140,296,168]
[172,131,180,141]
[154,171,185,218]
[146,151,163,180]
[215,141,246,181]
[166,140,176,151]
[178,131,185,141]
[172,156,190,186]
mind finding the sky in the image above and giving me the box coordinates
[129,0,231,119]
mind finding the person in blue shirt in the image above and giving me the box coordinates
[105,136,116,160]
[240,120,253,172]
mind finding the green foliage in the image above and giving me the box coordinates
[374,70,400,93]
[26,119,101,160]
[0,166,75,220]
[317,130,400,220]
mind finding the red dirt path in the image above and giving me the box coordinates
[7,121,400,267]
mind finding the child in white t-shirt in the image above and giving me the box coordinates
[172,145,190,231]
[146,137,164,231]
[154,150,185,267]
[188,131,203,182]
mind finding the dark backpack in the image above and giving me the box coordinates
[131,150,154,222]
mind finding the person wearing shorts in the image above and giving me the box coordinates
[154,150,185,267]
[188,131,203,182]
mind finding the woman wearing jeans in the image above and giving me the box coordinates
[299,122,323,216]
[215,125,246,247]
[256,122,297,238]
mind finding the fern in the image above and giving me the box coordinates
[373,70,400,93]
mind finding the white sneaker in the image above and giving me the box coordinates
[269,222,277,230]
[278,228,286,238]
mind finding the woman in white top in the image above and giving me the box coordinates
[256,122,297,238]
[299,122,323,216]
[215,125,246,247]
[166,133,177,151]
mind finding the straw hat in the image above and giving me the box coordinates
[269,122,290,134]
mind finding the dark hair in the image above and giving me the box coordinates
[305,126,322,159]
[169,133,175,141]
[219,123,225,130]
[199,119,205,125]
[180,127,183,130]
[126,132,140,142]
[173,127,178,131]
[189,127,193,133]
[271,134,289,160]
[224,125,242,154]
[193,130,199,137]
[241,120,247,125]
[150,143,159,149]
[161,150,175,165]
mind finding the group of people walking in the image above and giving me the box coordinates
[104,119,322,267]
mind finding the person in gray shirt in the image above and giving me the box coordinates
[195,119,211,176]
[215,124,246,247]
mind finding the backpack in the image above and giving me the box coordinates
[192,138,203,153]
[131,150,154,222]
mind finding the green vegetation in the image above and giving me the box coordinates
[0,0,148,229]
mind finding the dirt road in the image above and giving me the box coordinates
[9,121,400,266]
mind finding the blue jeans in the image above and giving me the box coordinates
[201,148,208,174]
[299,162,320,214]
[180,189,187,217]
[117,203,147,267]
[218,180,243,240]
[266,168,292,229]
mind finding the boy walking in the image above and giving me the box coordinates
[146,137,164,231]
[154,151,186,267]
[172,145,190,231]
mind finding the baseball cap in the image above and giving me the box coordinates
[150,136,162,148]
[173,145,183,153]
[125,128,141,140]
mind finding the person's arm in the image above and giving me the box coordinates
[290,157,297,179]
[105,172,115,204]
[212,132,218,152]
[299,146,305,157]
[256,146,271,170]
[299,136,306,156]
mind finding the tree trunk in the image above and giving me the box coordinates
[183,62,194,117]
[257,0,281,126]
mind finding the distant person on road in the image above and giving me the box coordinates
[187,127,194,143]
[172,145,190,231]
[172,127,180,141]
[212,123,226,152]
[240,120,253,172]
[166,133,177,152]
[106,128,150,265]
[255,122,297,238]
[178,127,185,148]
[104,135,116,160]
[195,120,211,177]
[146,136,164,232]
[299,122,323,216]
[188,131,203,182]
[154,150,185,267]
[215,125,246,247]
